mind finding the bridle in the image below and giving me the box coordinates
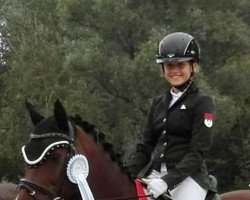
[18,121,157,200]
[18,122,77,200]
[18,178,64,200]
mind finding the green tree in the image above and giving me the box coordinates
[213,55,250,189]
[0,0,249,191]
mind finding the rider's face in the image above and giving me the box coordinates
[163,61,195,88]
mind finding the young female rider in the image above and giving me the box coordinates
[127,32,215,200]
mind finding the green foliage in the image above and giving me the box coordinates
[0,0,249,191]
[212,55,250,189]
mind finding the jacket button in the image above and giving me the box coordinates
[163,118,167,123]
[162,130,166,135]
[164,142,167,146]
[160,154,164,158]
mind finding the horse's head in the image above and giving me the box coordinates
[17,100,135,200]
[16,100,80,200]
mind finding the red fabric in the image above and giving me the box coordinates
[134,179,148,200]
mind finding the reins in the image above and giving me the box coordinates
[19,116,173,200]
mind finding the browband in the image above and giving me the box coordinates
[30,132,74,142]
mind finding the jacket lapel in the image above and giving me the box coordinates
[168,82,198,111]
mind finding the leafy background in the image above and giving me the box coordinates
[0,0,249,192]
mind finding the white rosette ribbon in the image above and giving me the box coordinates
[67,154,95,200]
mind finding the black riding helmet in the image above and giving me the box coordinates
[156,32,200,64]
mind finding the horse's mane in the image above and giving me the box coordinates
[70,114,128,174]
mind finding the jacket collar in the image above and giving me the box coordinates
[164,81,199,111]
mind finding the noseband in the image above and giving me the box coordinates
[18,178,63,200]
[18,123,77,200]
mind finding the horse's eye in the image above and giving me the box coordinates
[49,152,62,162]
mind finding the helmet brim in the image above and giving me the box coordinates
[156,57,193,64]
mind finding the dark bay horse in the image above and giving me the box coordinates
[15,100,250,200]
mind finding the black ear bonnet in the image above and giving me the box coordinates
[22,100,76,166]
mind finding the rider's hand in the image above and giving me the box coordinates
[146,178,168,198]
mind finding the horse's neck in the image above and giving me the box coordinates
[76,132,136,199]
[220,190,250,200]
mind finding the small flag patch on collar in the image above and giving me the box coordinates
[204,113,213,128]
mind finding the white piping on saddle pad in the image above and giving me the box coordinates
[22,141,69,165]
[67,154,95,200]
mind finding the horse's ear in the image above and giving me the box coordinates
[54,99,69,131]
[25,101,45,126]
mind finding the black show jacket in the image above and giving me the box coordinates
[127,82,215,191]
